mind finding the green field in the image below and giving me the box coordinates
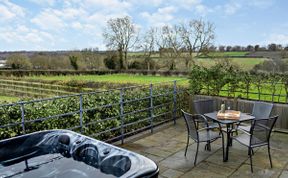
[0,74,188,103]
[204,51,249,57]
[231,58,267,70]
[0,95,20,103]
[24,74,188,84]
[196,57,267,70]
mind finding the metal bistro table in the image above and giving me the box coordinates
[204,111,255,162]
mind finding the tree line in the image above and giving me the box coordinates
[3,16,288,71]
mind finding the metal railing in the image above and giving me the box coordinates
[202,82,288,104]
[0,80,187,143]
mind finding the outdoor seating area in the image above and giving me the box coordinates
[120,100,288,178]
[120,120,288,178]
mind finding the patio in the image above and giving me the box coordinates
[120,119,288,178]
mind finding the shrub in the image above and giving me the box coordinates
[0,84,186,140]
[6,54,32,69]
[104,54,118,69]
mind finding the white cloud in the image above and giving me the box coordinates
[28,0,56,6]
[136,0,164,6]
[71,22,83,30]
[248,0,274,8]
[0,0,25,21]
[0,5,15,20]
[178,0,202,8]
[265,34,288,45]
[141,6,177,26]
[224,1,241,15]
[83,0,132,12]
[0,25,55,47]
[31,9,66,31]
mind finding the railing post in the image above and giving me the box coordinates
[20,103,26,134]
[79,94,83,133]
[149,83,154,133]
[173,80,177,125]
[120,89,124,144]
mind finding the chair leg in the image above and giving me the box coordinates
[268,144,273,168]
[194,142,199,166]
[185,136,189,156]
[249,147,253,173]
[205,142,211,151]
[222,135,225,162]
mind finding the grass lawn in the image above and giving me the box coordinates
[0,95,20,103]
[24,74,189,85]
[196,57,267,70]
[206,51,249,57]
[231,58,267,70]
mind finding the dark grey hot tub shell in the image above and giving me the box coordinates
[0,130,159,178]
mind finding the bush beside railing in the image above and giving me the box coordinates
[192,95,288,130]
[0,80,188,142]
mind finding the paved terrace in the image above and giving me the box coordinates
[119,119,288,178]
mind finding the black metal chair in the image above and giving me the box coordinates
[193,99,219,129]
[233,115,278,172]
[193,99,215,115]
[238,101,273,132]
[181,110,224,165]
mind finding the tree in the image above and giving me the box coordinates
[69,55,78,70]
[219,45,225,52]
[246,45,254,52]
[161,25,183,70]
[6,54,32,69]
[226,46,232,52]
[142,27,157,70]
[268,43,277,51]
[232,45,241,51]
[254,45,260,51]
[179,19,215,69]
[103,16,139,69]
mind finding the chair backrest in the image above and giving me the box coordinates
[181,110,199,141]
[193,99,215,114]
[249,115,278,146]
[252,101,273,119]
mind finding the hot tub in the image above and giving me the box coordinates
[0,130,159,178]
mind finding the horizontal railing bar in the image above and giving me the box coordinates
[23,111,80,124]
[153,118,174,126]
[67,125,82,131]
[153,101,173,109]
[123,117,150,127]
[89,126,122,137]
[0,121,22,129]
[123,125,152,137]
[104,135,123,143]
[153,111,173,118]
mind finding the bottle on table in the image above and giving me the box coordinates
[220,100,225,113]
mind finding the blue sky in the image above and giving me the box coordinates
[0,0,287,51]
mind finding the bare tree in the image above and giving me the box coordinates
[141,27,157,70]
[179,19,215,69]
[161,25,183,70]
[103,16,139,69]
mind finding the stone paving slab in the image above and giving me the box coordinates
[279,170,288,178]
[120,119,288,178]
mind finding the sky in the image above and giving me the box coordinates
[0,0,288,51]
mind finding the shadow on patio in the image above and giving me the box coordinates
[119,119,288,178]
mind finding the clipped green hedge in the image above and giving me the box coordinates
[0,83,187,141]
